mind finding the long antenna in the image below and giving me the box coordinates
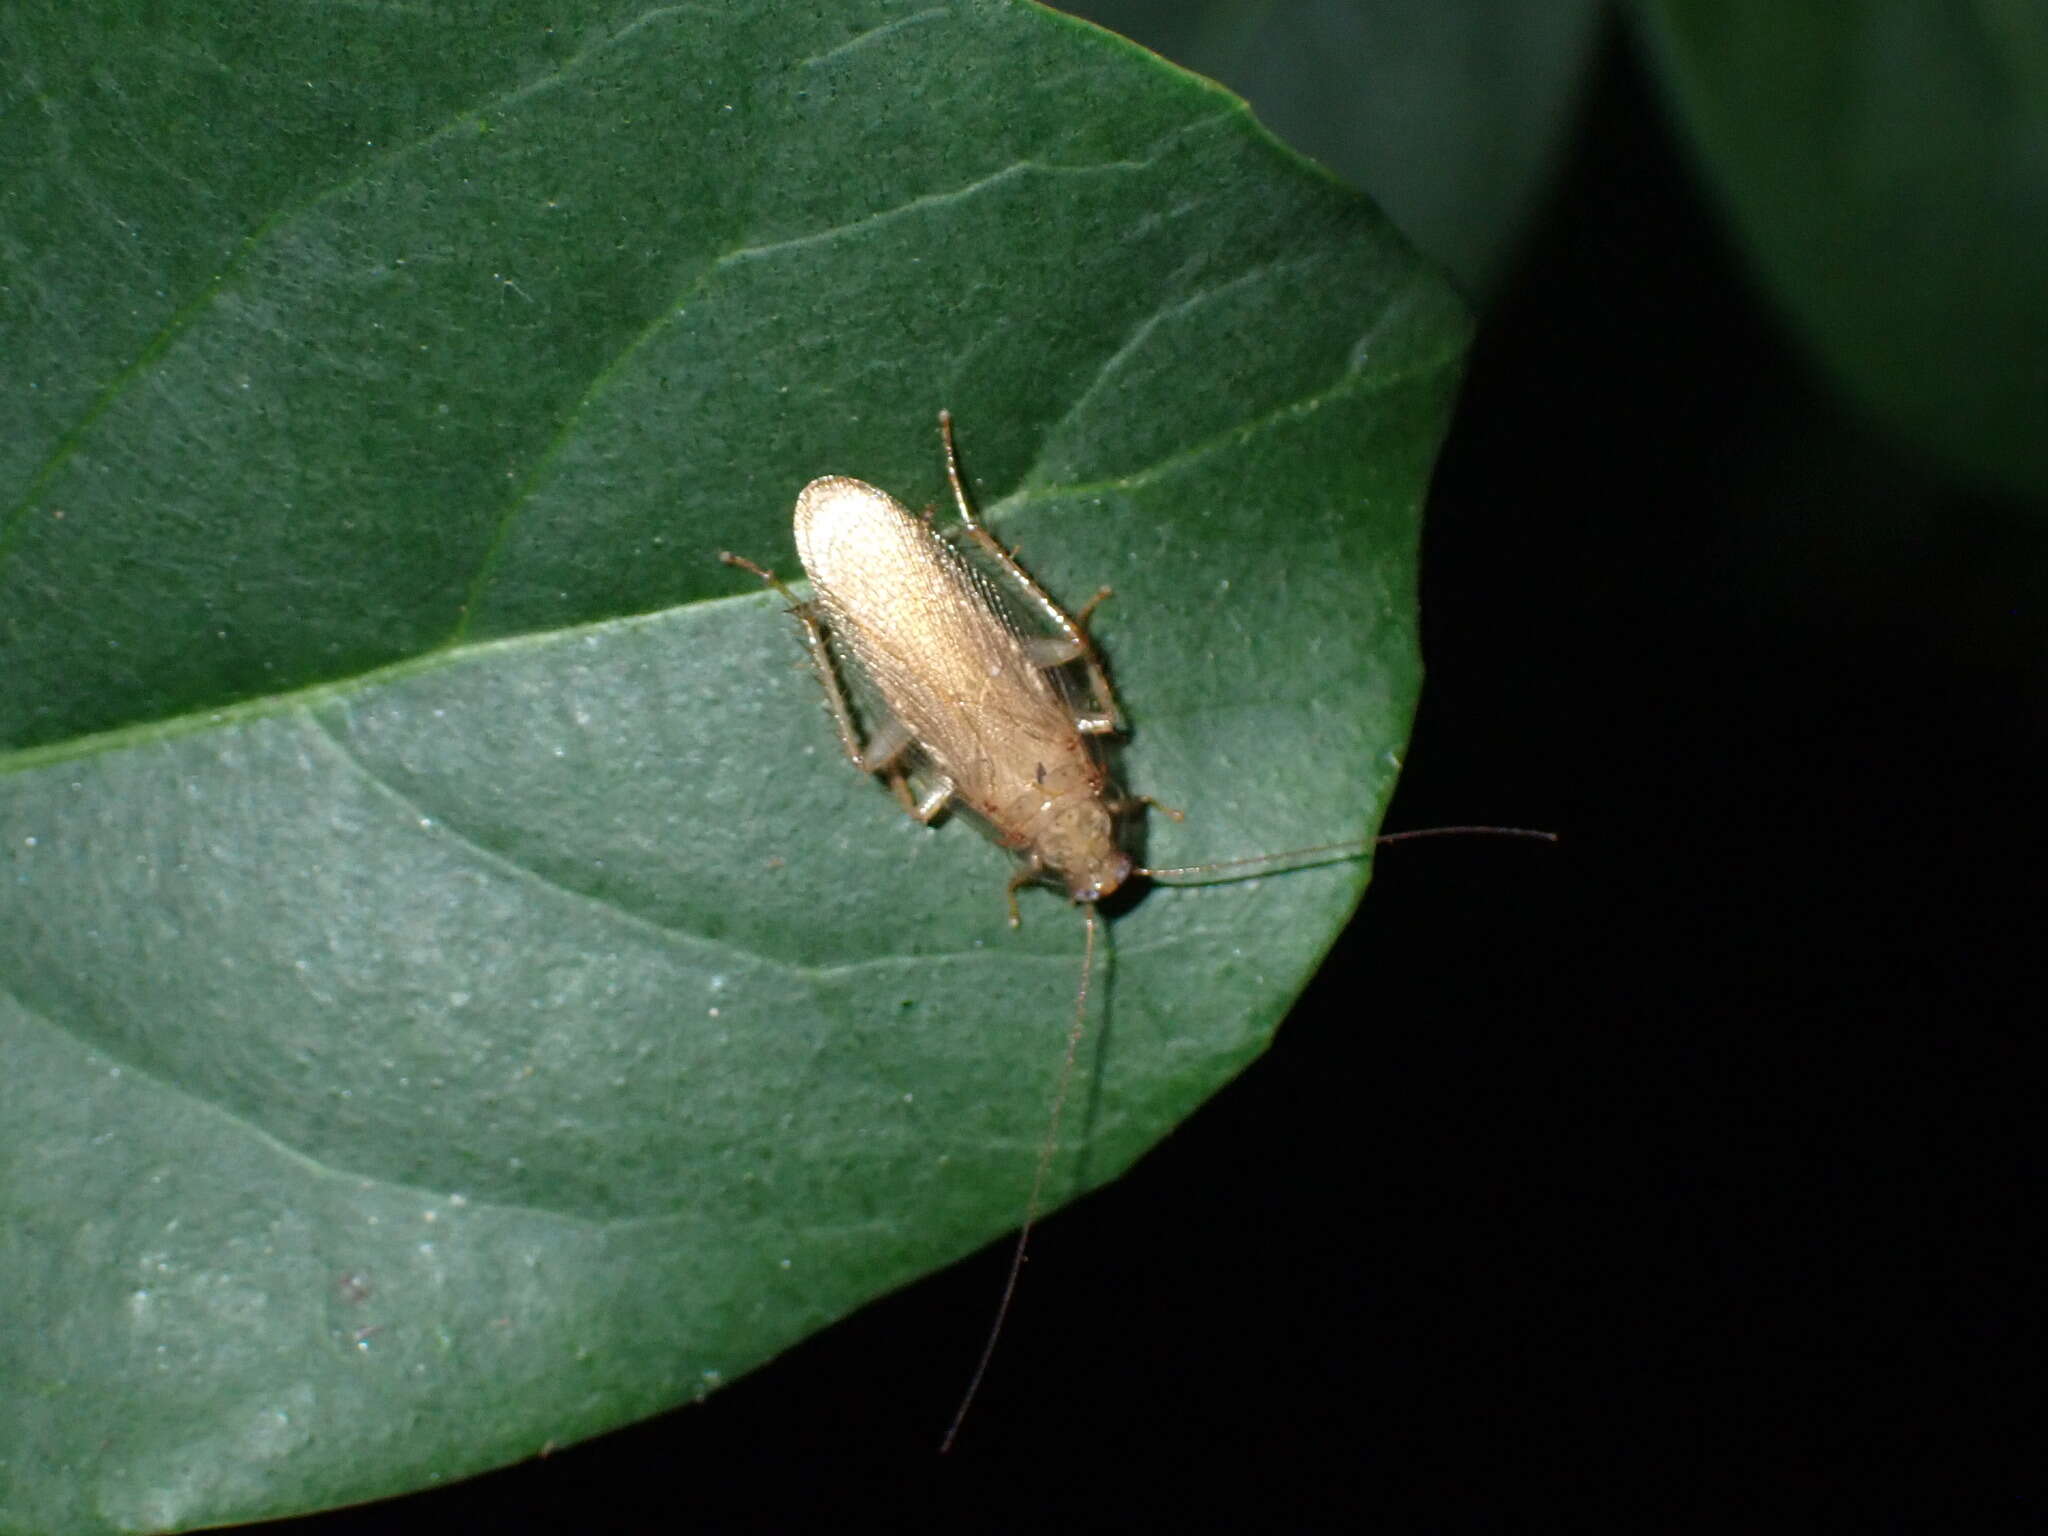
[937,822,1551,1447]
[1140,825,1557,882]
[939,902,1100,1454]
[1374,825,1558,847]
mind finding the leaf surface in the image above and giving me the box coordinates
[0,2,1464,1526]
[1070,0,1604,294]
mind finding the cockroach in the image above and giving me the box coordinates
[719,411,1549,1450]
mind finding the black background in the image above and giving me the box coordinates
[293,31,2043,1531]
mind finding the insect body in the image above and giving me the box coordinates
[724,412,1146,923]
[719,413,1549,1450]
[721,412,1172,1448]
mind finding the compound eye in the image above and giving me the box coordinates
[1073,852,1132,905]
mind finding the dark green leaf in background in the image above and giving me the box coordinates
[1069,0,1605,295]
[0,1,1465,1527]
[1642,0,2048,500]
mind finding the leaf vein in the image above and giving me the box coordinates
[0,3,716,569]
[798,6,951,69]
[0,986,616,1227]
[1008,323,1463,511]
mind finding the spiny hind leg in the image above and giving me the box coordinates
[937,410,1124,731]
[889,769,955,826]
[721,550,878,775]
[1025,585,1115,649]
[842,712,961,831]
[1014,632,1120,736]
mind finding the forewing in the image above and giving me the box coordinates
[793,478,1077,800]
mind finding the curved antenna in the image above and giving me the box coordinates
[1140,825,1557,883]
[939,901,1100,1453]
[1373,825,1558,847]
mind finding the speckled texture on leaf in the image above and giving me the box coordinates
[0,2,1465,1528]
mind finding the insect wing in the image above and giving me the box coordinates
[793,476,1077,806]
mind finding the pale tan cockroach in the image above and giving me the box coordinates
[720,412,1549,1449]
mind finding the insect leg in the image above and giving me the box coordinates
[856,716,913,775]
[1109,793,1185,822]
[838,707,958,825]
[721,550,873,772]
[909,776,957,824]
[1017,590,1114,670]
[1000,861,1042,928]
[1010,635,1117,734]
[1071,585,1114,629]
[725,551,963,830]
[937,411,1125,731]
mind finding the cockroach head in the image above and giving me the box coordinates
[1063,848,1133,904]
[1037,798,1132,904]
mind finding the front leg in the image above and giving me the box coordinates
[1002,857,1046,928]
[1109,793,1184,823]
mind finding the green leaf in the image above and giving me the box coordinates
[1067,0,1605,295]
[1642,1,2048,499]
[0,1,1464,1527]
